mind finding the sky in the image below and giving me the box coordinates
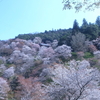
[0,0,100,40]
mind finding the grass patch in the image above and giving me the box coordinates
[71,52,77,58]
[71,52,82,61]
[83,52,94,59]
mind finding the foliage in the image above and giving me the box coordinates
[15,16,100,47]
[80,23,99,40]
[71,32,87,52]
[83,52,94,59]
[71,52,77,59]
[82,18,88,27]
[71,52,85,60]
[15,29,72,46]
[72,19,79,34]
[10,76,20,92]
[62,0,100,12]
[59,56,67,63]
[95,16,100,27]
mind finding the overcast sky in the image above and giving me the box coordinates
[0,0,100,40]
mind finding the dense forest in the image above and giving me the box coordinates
[15,16,100,46]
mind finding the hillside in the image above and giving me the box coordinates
[15,17,100,47]
[0,36,100,100]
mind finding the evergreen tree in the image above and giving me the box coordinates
[81,23,99,40]
[82,18,88,27]
[80,18,88,34]
[95,16,100,27]
[72,19,79,34]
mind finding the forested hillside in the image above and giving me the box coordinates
[16,16,100,46]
